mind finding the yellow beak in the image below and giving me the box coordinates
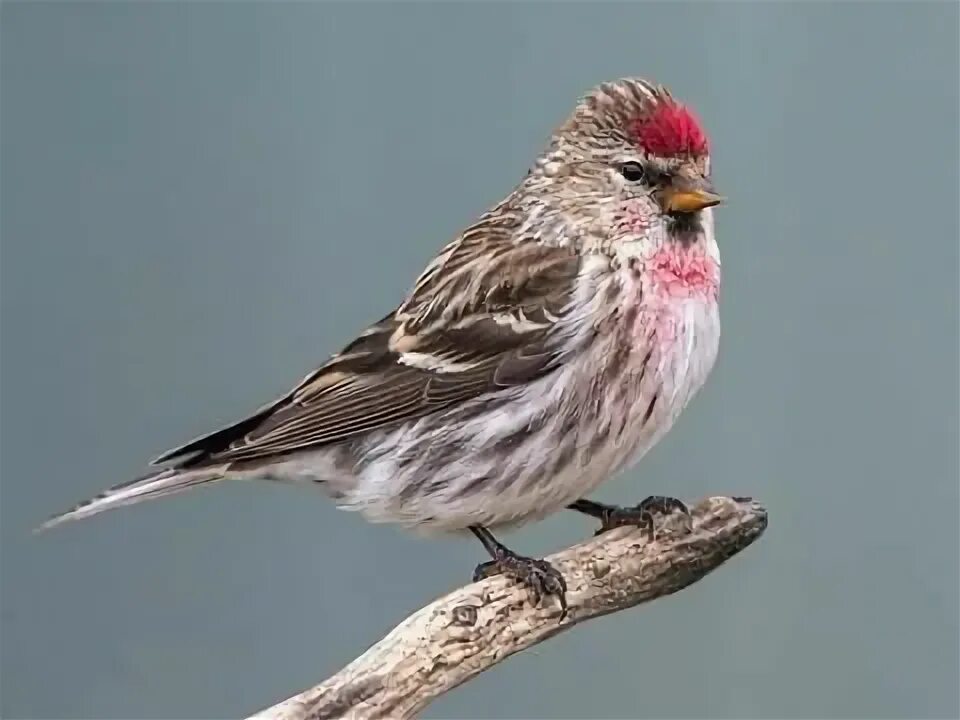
[659,187,725,214]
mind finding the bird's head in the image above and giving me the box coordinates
[524,78,722,252]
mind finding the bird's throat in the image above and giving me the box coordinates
[644,242,720,301]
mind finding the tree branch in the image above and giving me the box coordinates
[248,496,768,720]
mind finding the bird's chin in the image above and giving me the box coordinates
[666,212,705,248]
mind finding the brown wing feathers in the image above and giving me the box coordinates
[152,224,580,468]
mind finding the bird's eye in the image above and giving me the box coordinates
[619,162,647,183]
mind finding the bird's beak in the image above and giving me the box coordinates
[657,182,725,214]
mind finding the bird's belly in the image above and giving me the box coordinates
[614,292,721,470]
[342,266,720,533]
[507,276,721,522]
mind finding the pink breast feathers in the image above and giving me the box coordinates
[645,245,720,301]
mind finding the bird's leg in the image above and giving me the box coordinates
[470,525,567,618]
[568,496,691,541]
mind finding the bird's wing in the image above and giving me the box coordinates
[153,224,581,466]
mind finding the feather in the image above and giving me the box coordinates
[36,466,226,531]
[150,218,581,467]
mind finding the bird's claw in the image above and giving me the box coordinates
[474,551,568,620]
[594,494,692,541]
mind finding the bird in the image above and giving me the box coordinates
[40,77,724,613]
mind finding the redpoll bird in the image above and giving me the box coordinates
[42,77,724,612]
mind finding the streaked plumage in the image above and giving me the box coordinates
[41,78,723,550]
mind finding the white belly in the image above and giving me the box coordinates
[340,253,721,533]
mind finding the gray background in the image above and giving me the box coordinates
[2,2,958,719]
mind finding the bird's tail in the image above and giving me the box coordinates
[35,465,227,532]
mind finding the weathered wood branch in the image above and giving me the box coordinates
[249,496,767,720]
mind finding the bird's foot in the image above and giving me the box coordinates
[473,552,567,617]
[570,496,692,541]
[473,547,567,619]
